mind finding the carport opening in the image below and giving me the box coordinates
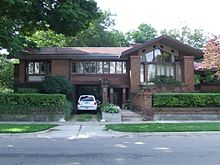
[76,85,101,103]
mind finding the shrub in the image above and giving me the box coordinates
[64,101,74,120]
[101,103,120,113]
[0,93,67,113]
[153,93,220,107]
[17,88,39,93]
[42,74,75,99]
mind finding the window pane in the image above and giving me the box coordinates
[140,64,144,83]
[122,62,127,74]
[72,62,77,73]
[39,62,45,74]
[116,62,122,74]
[35,62,40,74]
[110,62,116,74]
[97,62,103,74]
[143,51,154,62]
[84,61,96,73]
[148,64,156,81]
[28,62,34,74]
[163,51,174,62]
[79,62,83,73]
[155,49,163,62]
[103,62,109,73]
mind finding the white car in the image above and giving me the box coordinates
[77,95,98,111]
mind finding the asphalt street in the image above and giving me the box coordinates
[1,134,220,165]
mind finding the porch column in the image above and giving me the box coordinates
[183,56,195,91]
[122,88,126,109]
[110,88,114,104]
[102,85,108,103]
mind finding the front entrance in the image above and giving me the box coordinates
[113,88,122,107]
[109,87,128,108]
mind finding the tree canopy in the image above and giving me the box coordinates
[0,0,100,55]
[160,25,206,49]
[68,11,129,47]
[201,35,220,76]
[126,23,157,43]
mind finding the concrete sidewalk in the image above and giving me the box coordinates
[1,120,220,139]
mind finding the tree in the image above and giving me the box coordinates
[27,30,67,48]
[201,35,220,76]
[126,23,157,43]
[0,0,100,55]
[68,11,129,47]
[160,25,206,49]
[0,56,14,89]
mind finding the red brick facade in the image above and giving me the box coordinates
[14,36,203,110]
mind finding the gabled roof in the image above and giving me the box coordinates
[121,35,204,57]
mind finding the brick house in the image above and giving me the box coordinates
[14,35,203,108]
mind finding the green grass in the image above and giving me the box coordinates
[106,122,220,132]
[0,124,56,133]
[75,114,94,122]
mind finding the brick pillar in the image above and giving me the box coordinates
[130,55,140,93]
[122,88,126,109]
[142,90,154,121]
[18,60,25,83]
[102,85,108,103]
[183,56,195,91]
[110,88,114,104]
[175,63,181,81]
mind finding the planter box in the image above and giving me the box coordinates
[101,111,121,122]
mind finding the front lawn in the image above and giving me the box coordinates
[106,122,220,132]
[0,124,56,133]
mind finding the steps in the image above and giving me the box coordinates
[121,110,143,122]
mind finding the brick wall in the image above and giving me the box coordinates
[51,60,70,79]
[183,56,195,91]
[130,55,140,93]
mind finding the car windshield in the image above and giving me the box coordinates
[80,96,94,101]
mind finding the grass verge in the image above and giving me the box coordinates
[0,124,56,133]
[106,122,220,132]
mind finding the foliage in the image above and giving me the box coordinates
[68,11,129,47]
[150,75,181,85]
[101,103,120,113]
[0,0,100,55]
[16,88,39,93]
[0,124,56,133]
[0,93,67,113]
[126,23,157,43]
[0,93,66,106]
[106,122,220,132]
[26,30,67,48]
[201,35,220,76]
[42,75,75,99]
[0,56,14,89]
[160,25,206,49]
[153,93,220,107]
[64,101,74,120]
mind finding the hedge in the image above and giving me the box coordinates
[153,93,220,107]
[0,93,67,114]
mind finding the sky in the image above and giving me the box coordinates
[95,0,220,35]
